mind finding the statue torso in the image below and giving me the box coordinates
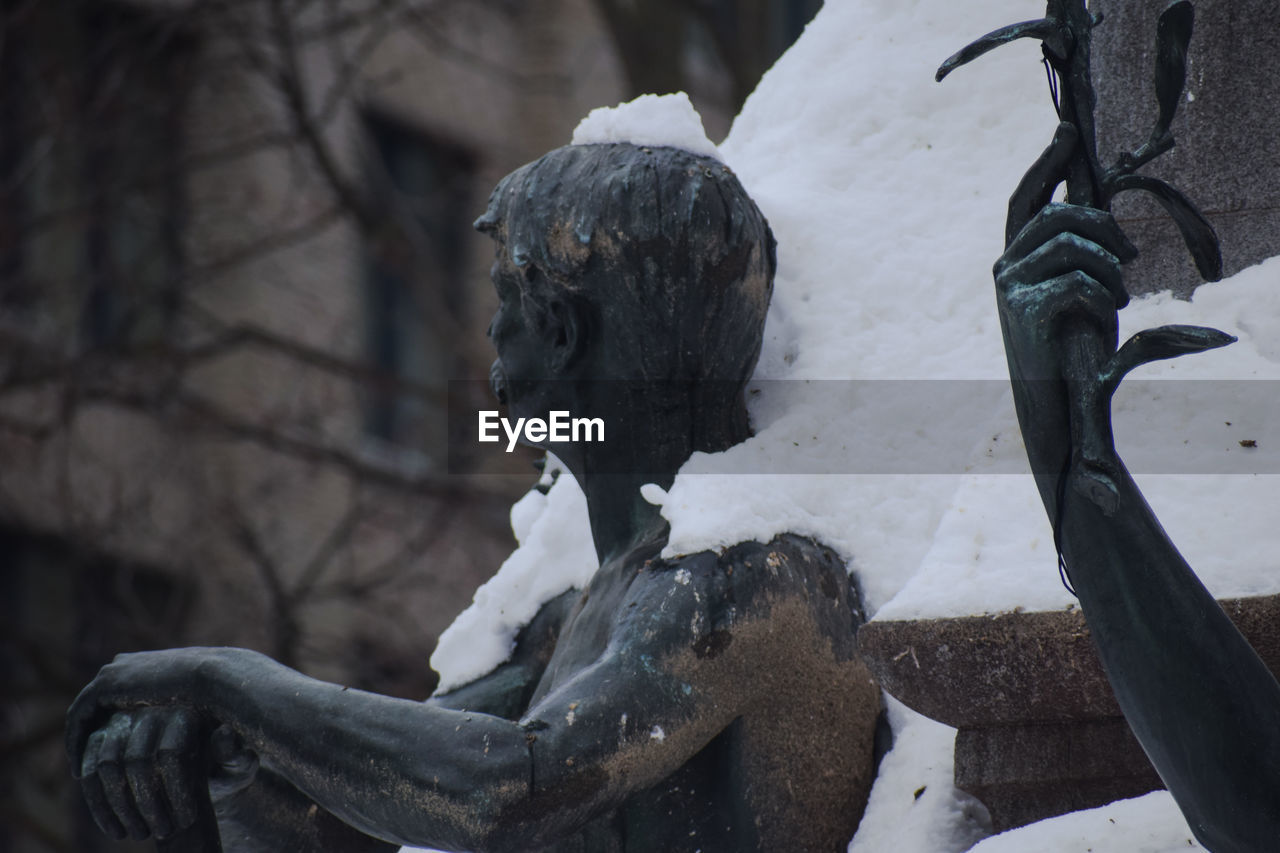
[516,534,879,853]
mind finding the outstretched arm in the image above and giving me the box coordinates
[67,569,743,852]
[998,125,1280,852]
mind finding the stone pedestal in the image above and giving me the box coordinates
[1091,0,1280,297]
[954,719,1156,831]
[859,594,1280,831]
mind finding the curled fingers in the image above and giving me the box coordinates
[125,709,175,839]
[1003,269,1119,338]
[80,727,128,840]
[999,226,1130,311]
[89,713,152,840]
[156,707,203,831]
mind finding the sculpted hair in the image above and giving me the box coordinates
[475,143,777,384]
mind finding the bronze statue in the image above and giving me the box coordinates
[67,143,881,853]
[942,2,1280,849]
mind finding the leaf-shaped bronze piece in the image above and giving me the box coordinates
[936,18,1057,82]
[1103,324,1236,393]
[1153,1,1195,141]
[1111,173,1222,281]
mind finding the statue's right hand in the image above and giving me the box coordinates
[74,708,258,841]
[994,201,1136,357]
[994,121,1138,376]
[75,707,204,841]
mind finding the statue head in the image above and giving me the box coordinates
[476,143,776,460]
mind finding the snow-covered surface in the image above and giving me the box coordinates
[847,697,990,853]
[647,0,1280,621]
[877,257,1280,621]
[968,792,1205,852]
[570,92,721,160]
[418,0,1280,850]
[635,0,1053,619]
[429,457,596,692]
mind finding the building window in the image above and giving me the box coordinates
[0,0,189,355]
[361,112,476,456]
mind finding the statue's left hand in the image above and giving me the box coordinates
[66,648,260,840]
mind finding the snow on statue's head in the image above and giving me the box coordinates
[474,97,775,389]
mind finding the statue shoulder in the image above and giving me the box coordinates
[627,535,862,669]
[647,534,863,626]
[717,534,845,574]
[662,534,846,582]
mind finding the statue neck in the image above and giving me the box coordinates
[563,394,750,565]
[578,472,670,566]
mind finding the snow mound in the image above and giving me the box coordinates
[847,697,991,853]
[656,0,1054,615]
[429,458,597,692]
[571,92,721,160]
[969,791,1205,852]
[878,255,1280,621]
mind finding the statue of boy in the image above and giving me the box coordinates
[67,143,881,853]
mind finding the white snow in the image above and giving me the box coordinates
[645,0,1056,621]
[877,258,1280,621]
[847,698,991,853]
[968,792,1205,852]
[415,0,1280,850]
[429,456,597,692]
[655,0,1280,624]
[570,92,721,160]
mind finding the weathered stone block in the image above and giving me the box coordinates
[1092,0,1280,297]
[860,593,1280,830]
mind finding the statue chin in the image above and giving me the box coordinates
[489,361,508,405]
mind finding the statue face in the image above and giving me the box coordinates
[486,252,568,436]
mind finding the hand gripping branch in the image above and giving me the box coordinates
[939,0,1231,519]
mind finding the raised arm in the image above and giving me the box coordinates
[67,567,745,852]
[997,126,1280,852]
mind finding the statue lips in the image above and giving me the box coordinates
[489,360,509,406]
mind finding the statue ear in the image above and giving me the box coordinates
[544,296,590,375]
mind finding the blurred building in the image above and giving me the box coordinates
[0,0,818,849]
